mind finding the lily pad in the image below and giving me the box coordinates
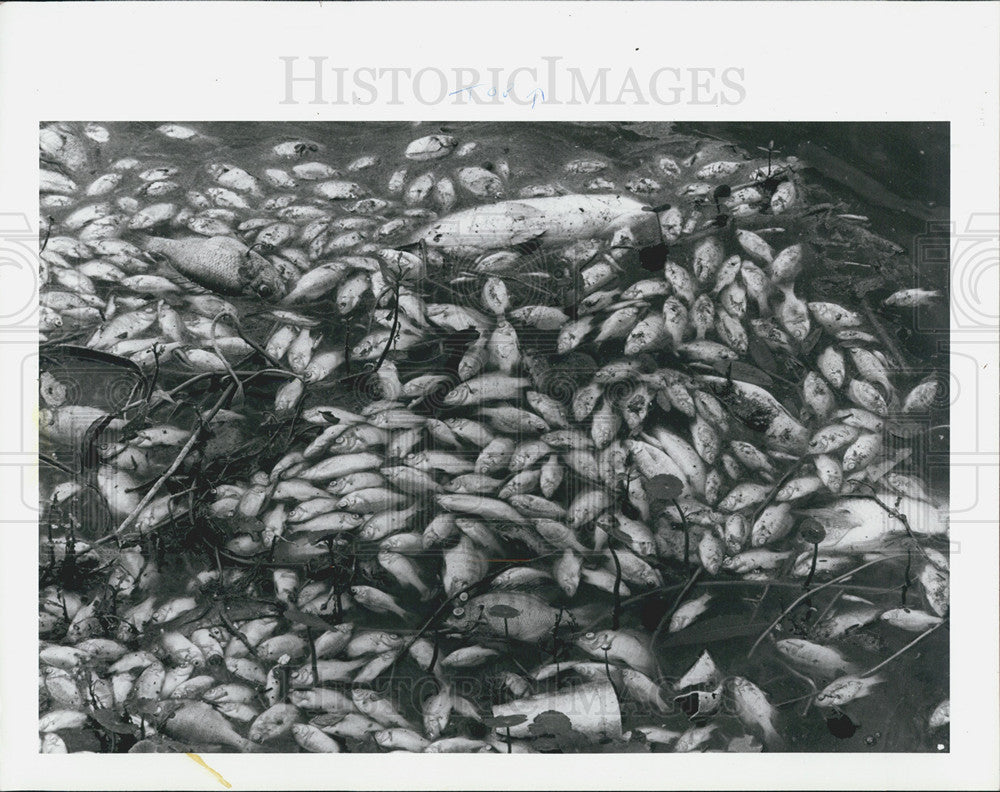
[799,518,827,544]
[90,707,140,736]
[529,710,574,737]
[483,714,528,729]
[644,474,683,501]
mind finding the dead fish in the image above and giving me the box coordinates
[880,607,944,632]
[928,699,950,730]
[816,674,885,708]
[669,593,712,632]
[728,677,784,750]
[140,235,285,300]
[774,639,858,679]
[161,701,256,752]
[884,288,941,307]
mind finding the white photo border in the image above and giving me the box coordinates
[1,2,997,789]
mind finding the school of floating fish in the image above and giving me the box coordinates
[38,122,949,754]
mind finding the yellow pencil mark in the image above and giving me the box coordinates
[186,753,232,789]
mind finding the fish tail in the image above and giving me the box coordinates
[237,737,263,752]
[762,725,786,752]
[135,233,169,255]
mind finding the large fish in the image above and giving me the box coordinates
[412,194,662,251]
[139,235,286,300]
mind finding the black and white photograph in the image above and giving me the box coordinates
[36,120,952,755]
[1,1,998,789]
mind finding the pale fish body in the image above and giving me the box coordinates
[802,371,835,419]
[841,432,882,474]
[162,701,256,751]
[249,703,300,743]
[814,454,843,493]
[378,551,431,598]
[816,674,885,708]
[141,235,286,300]
[808,301,862,332]
[437,493,528,525]
[736,229,774,263]
[777,285,811,341]
[750,503,794,547]
[447,591,562,642]
[776,476,824,502]
[292,723,341,752]
[884,288,941,307]
[928,699,950,729]
[594,304,643,344]
[442,535,488,596]
[902,380,940,413]
[576,629,655,676]
[669,592,712,632]
[880,607,943,631]
[728,676,784,750]
[351,585,410,618]
[847,348,892,395]
[415,194,658,250]
[775,639,858,679]
[352,688,414,729]
[817,346,846,387]
[722,548,793,574]
[673,724,717,752]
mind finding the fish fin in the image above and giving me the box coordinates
[762,726,786,752]
[511,232,546,254]
[152,261,210,295]
[238,737,264,752]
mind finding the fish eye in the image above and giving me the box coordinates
[452,607,465,617]
[585,632,595,639]
[458,592,469,603]
[257,283,274,299]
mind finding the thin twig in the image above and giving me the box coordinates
[211,312,245,404]
[651,566,702,675]
[102,382,236,543]
[750,457,804,527]
[580,575,905,634]
[373,278,402,374]
[775,658,818,717]
[853,287,905,368]
[747,556,896,658]
[861,620,946,678]
[388,551,560,675]
[608,546,623,631]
